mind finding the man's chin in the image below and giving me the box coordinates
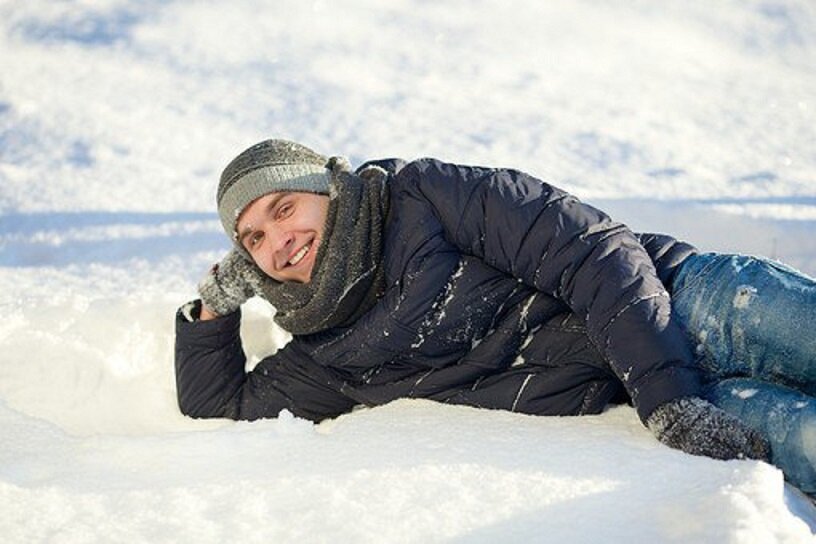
[263,262,313,284]
[281,273,311,285]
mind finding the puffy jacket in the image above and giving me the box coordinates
[175,158,701,423]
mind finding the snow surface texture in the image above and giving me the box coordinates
[1,0,816,542]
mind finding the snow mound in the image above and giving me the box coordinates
[2,396,813,543]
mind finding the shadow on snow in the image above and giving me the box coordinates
[0,211,226,267]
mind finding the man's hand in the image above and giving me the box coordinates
[647,396,771,462]
[197,249,264,318]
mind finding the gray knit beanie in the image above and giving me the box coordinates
[217,139,331,241]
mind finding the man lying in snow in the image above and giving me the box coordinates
[175,139,816,497]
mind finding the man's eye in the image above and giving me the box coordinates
[249,232,263,248]
[277,203,293,219]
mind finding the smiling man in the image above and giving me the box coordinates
[176,138,816,499]
[236,191,328,283]
[195,140,386,329]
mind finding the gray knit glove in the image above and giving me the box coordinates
[646,397,771,462]
[197,249,264,316]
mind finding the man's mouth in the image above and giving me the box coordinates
[288,243,311,266]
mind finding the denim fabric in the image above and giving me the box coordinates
[704,378,816,494]
[671,253,816,493]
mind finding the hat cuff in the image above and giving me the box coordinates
[218,164,330,238]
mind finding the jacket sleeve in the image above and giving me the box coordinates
[636,232,698,287]
[174,301,355,422]
[394,159,702,421]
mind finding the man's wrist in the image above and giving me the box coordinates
[199,304,219,321]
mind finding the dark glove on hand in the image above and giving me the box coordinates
[646,397,771,462]
[197,249,264,317]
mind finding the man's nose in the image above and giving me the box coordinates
[268,228,294,266]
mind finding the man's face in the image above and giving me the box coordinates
[236,191,330,283]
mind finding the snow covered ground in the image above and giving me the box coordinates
[1,0,816,541]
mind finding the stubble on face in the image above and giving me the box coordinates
[236,192,330,284]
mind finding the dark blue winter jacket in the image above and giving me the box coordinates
[175,158,702,423]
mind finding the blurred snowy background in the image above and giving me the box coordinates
[1,0,815,542]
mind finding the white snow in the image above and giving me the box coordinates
[734,285,759,309]
[734,388,760,400]
[2,0,816,542]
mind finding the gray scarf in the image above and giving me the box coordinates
[256,160,389,335]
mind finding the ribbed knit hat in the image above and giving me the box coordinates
[217,139,331,240]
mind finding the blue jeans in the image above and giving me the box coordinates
[671,253,816,494]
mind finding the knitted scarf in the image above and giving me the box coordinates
[256,160,389,335]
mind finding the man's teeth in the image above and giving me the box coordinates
[288,244,310,266]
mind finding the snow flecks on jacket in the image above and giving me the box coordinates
[519,293,538,325]
[602,292,670,337]
[411,369,436,394]
[621,365,633,382]
[411,259,467,349]
[511,374,535,412]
